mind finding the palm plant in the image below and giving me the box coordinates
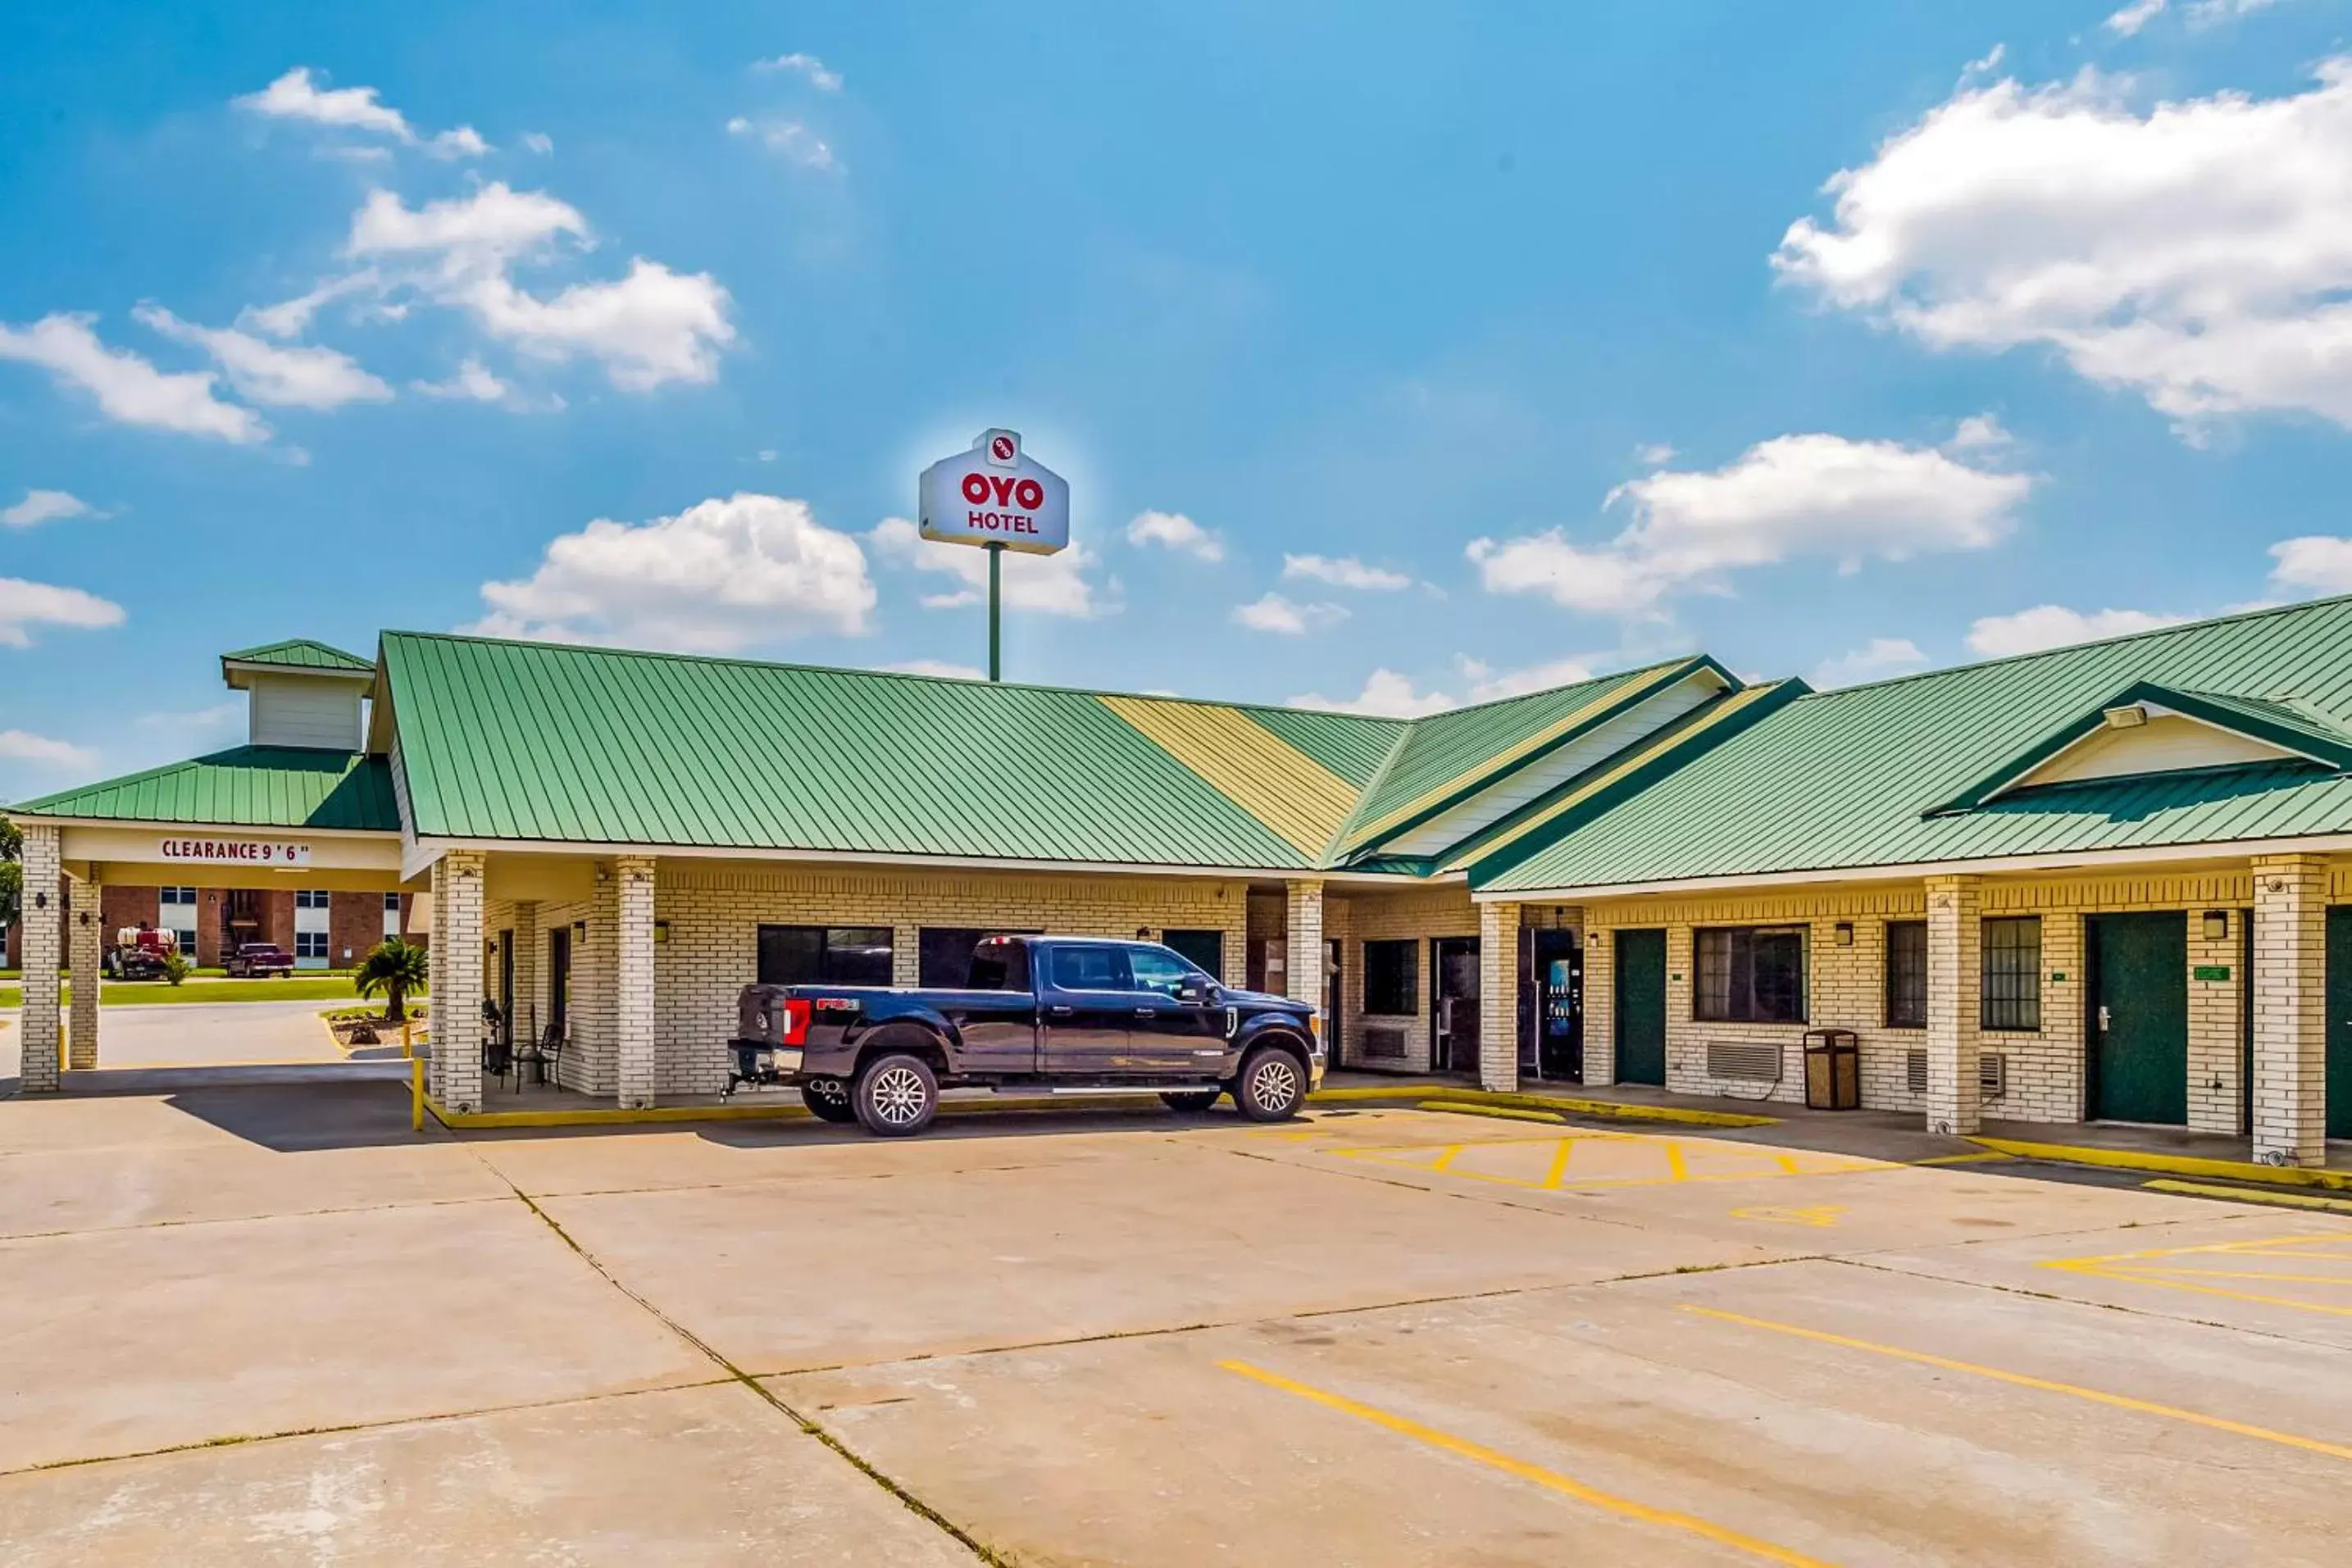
[354,937,430,1023]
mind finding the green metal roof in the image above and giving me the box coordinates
[1240,706,1407,789]
[7,748,400,830]
[382,633,1323,868]
[1481,596,2352,894]
[221,639,374,672]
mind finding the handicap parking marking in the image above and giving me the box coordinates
[2040,1230,2352,1320]
[1314,1129,1890,1193]
[1217,1358,1832,1567]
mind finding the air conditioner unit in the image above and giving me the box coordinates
[1907,1049,2004,1098]
[1706,1040,1781,1081]
[1362,1025,1408,1061]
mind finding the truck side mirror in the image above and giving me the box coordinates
[1177,978,1212,1008]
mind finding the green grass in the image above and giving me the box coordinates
[0,976,427,1008]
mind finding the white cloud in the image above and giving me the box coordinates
[2268,535,2352,593]
[1946,414,2013,452]
[754,52,844,91]
[1454,655,1600,702]
[1288,670,1455,718]
[1964,604,2191,658]
[0,729,97,770]
[237,66,410,137]
[1126,510,1224,561]
[1468,430,2028,614]
[0,577,126,648]
[239,271,382,339]
[2105,0,2167,33]
[881,659,985,681]
[1810,637,1929,688]
[1282,553,1410,591]
[2,489,98,528]
[134,305,391,410]
[1777,60,2352,434]
[0,314,267,443]
[1633,442,1677,466]
[726,116,838,170]
[138,702,241,734]
[462,261,734,390]
[236,66,487,157]
[473,493,876,652]
[412,357,512,402]
[2186,0,2283,25]
[522,132,554,155]
[1231,593,1347,634]
[870,516,1116,619]
[346,184,587,269]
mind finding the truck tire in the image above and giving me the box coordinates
[801,1078,858,1123]
[1233,1044,1307,1122]
[1160,1090,1221,1114]
[852,1052,939,1137]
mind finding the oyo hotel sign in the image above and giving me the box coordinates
[159,837,313,868]
[917,429,1069,556]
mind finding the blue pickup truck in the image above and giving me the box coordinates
[743,934,1322,1136]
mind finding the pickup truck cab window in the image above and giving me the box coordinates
[1127,945,1203,999]
[966,939,1030,992]
[1048,943,1131,992]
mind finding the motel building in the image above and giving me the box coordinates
[7,598,2352,1167]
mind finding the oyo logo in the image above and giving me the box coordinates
[989,434,1016,462]
[961,472,1046,511]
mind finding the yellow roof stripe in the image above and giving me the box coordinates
[1099,695,1360,859]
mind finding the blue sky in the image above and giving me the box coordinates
[8,0,2352,799]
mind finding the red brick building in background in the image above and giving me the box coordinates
[7,887,415,970]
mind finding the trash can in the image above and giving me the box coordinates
[1802,1028,1860,1111]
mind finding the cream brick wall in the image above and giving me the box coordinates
[16,824,61,1093]
[67,874,102,1071]
[2253,853,2327,1165]
[644,864,1249,1099]
[1477,901,1519,1091]
[1580,864,2290,1128]
[1330,885,1477,1073]
[427,851,486,1111]
[615,857,657,1109]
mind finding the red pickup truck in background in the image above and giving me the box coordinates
[225,943,296,978]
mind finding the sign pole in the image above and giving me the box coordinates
[987,542,1003,681]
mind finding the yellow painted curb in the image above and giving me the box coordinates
[1311,1084,1777,1129]
[2142,1178,2352,1213]
[1968,1136,2352,1192]
[1413,1099,1567,1126]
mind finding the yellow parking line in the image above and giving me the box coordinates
[1429,1143,1464,1175]
[1681,1306,2352,1463]
[1541,1138,1575,1190]
[1217,1360,1830,1566]
[1664,1142,1690,1183]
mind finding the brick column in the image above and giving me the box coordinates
[2252,854,2327,1166]
[428,851,487,1112]
[1925,875,1982,1136]
[511,902,540,1043]
[66,874,103,1071]
[1284,878,1324,1029]
[1582,929,1616,1088]
[1478,901,1521,1093]
[16,824,63,1093]
[615,856,657,1109]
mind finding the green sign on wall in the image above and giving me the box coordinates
[2192,965,2231,982]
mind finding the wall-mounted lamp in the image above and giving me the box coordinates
[572,920,586,935]
[1135,926,1153,941]
[653,920,671,945]
[1588,930,1602,949]
[77,910,90,927]
[1834,921,1854,947]
[34,891,48,911]
[2201,909,2230,942]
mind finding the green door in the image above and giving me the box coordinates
[2090,912,2188,1125]
[1614,929,1667,1087]
[2327,907,2352,1139]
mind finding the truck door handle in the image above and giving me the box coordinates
[1134,1007,1155,1018]
[1048,1005,1073,1016]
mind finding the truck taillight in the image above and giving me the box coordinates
[780,999,811,1046]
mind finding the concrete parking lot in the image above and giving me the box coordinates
[1,1086,2349,1565]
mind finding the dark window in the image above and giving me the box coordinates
[918,927,1040,987]
[1128,945,1201,998]
[1695,927,1808,1023]
[1981,916,2041,1032]
[757,925,894,987]
[1885,920,1927,1029]
[1049,943,1131,991]
[383,892,402,912]
[296,889,330,909]
[1163,928,1225,979]
[965,939,1030,993]
[1364,939,1417,1016]
[294,931,330,959]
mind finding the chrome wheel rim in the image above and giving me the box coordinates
[868,1066,929,1125]
[1250,1057,1299,1111]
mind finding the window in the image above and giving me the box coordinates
[158,888,199,957]
[295,889,330,909]
[1162,929,1225,980]
[1364,939,1417,1016]
[757,925,894,987]
[966,939,1030,993]
[1885,920,1927,1029]
[1695,926,1808,1023]
[1128,945,1203,998]
[383,893,402,940]
[1981,916,2041,1032]
[294,931,330,960]
[1049,943,1131,991]
[919,926,1041,987]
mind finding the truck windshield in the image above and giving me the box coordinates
[966,942,1030,992]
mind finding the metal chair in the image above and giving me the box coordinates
[518,1020,566,1089]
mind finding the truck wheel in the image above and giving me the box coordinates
[801,1078,858,1123]
[852,1052,939,1137]
[1160,1090,1221,1114]
[1234,1046,1306,1122]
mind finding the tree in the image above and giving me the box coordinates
[354,937,430,1023]
[0,814,20,940]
